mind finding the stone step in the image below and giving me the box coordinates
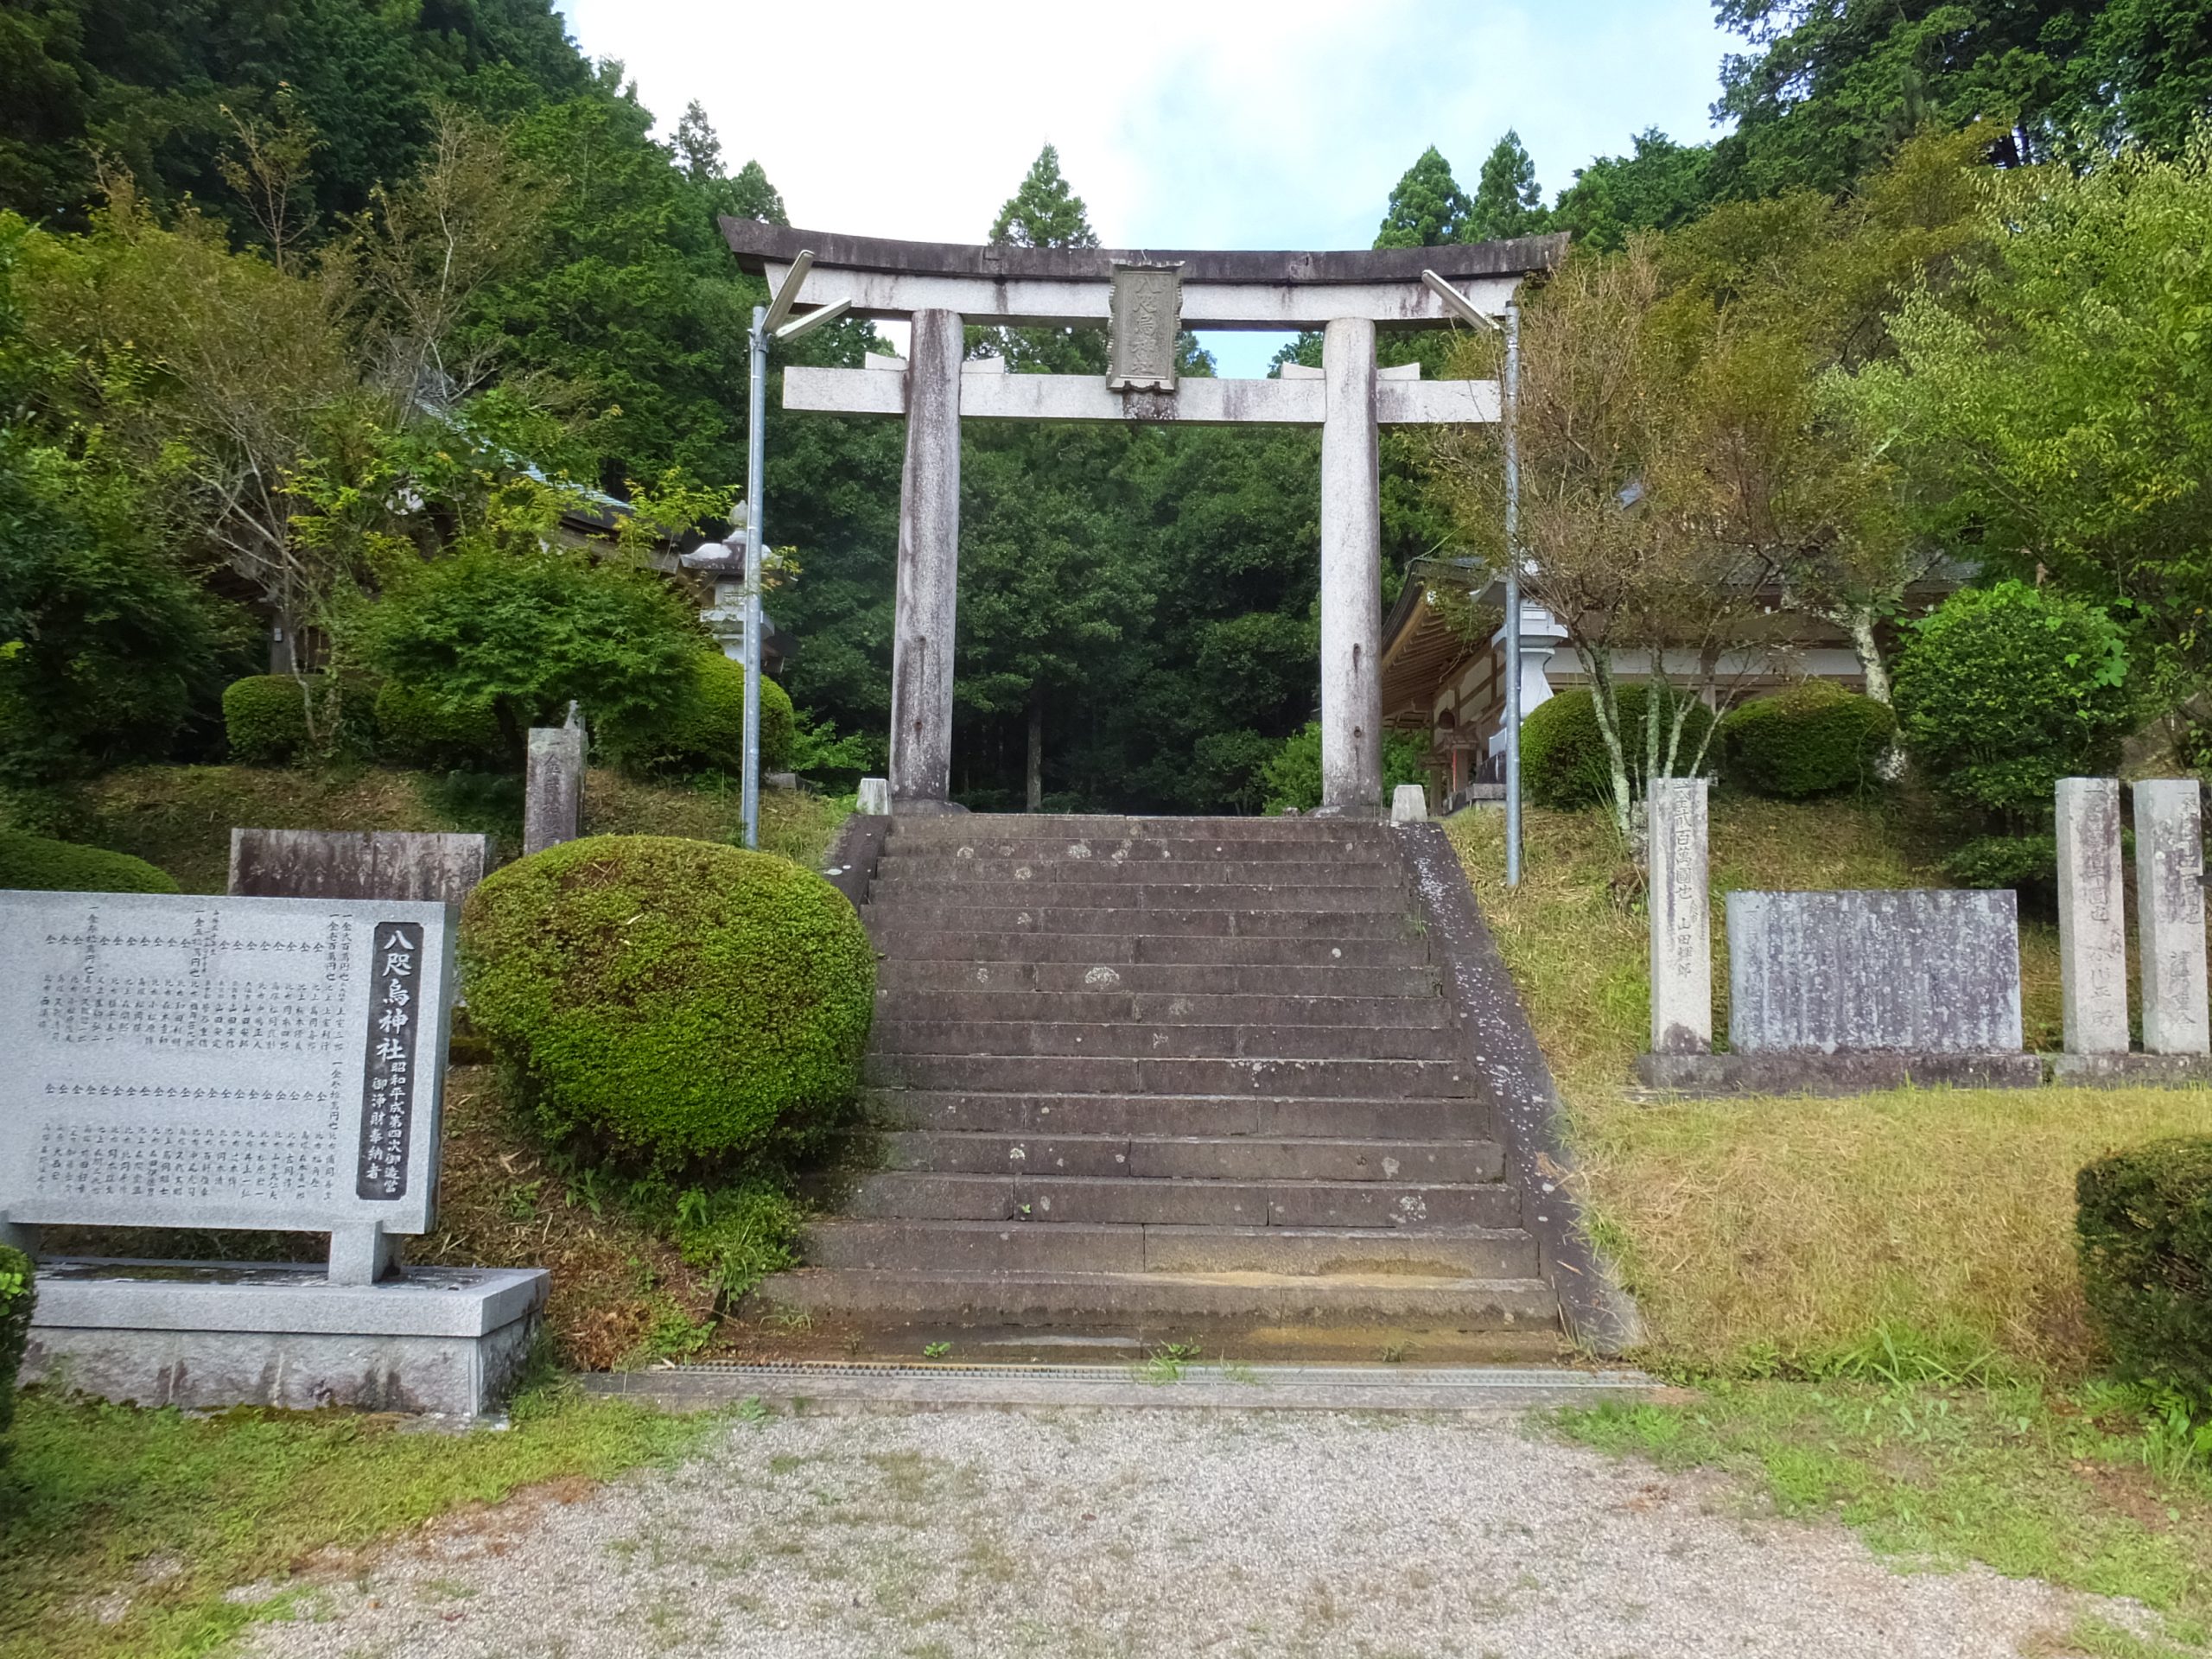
[842,1171,1522,1229]
[870,880,1405,912]
[874,856,1402,886]
[869,1019,1464,1062]
[881,1130,1504,1183]
[864,1053,1478,1099]
[860,904,1415,939]
[874,960,1443,998]
[871,1090,1491,1141]
[887,815,1393,845]
[753,1265,1559,1331]
[862,932,1433,969]
[874,989,1446,1028]
[801,1218,1540,1278]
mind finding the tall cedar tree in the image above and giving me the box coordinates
[1466,130,1549,240]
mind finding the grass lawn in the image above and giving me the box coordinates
[1450,797,2212,1649]
[0,1380,726,1659]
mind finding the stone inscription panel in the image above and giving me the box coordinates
[0,892,455,1235]
[1728,889,2022,1054]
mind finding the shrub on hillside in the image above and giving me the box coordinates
[222,675,328,764]
[1893,582,2139,824]
[1942,832,2057,893]
[2078,1139,2212,1395]
[359,550,698,764]
[603,654,795,777]
[374,681,505,770]
[1258,720,1427,814]
[0,1245,31,1459]
[0,830,178,893]
[1522,685,1716,810]
[460,836,874,1171]
[1718,682,1895,799]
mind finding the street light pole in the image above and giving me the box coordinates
[741,304,766,851]
[1503,298,1522,888]
[732,253,849,852]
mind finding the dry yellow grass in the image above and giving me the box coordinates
[1449,798,2212,1375]
[73,764,845,892]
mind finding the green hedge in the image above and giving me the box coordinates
[374,682,507,770]
[460,836,874,1170]
[2078,1138,2212,1395]
[0,1245,29,1457]
[222,675,330,764]
[1718,682,1896,799]
[607,653,794,777]
[0,830,178,893]
[1522,685,1716,810]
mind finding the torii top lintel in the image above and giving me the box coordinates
[718,217,1567,330]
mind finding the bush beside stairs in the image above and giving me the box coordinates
[756,813,1567,1359]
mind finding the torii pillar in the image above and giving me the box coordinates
[721,220,1561,816]
[1318,317,1382,812]
[890,308,964,807]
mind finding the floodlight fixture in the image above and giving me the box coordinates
[774,297,852,343]
[1421,270,1501,332]
[760,249,815,335]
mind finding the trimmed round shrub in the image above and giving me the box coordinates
[1522,685,1716,810]
[374,681,506,770]
[1719,682,1897,799]
[607,654,794,777]
[223,675,326,764]
[460,836,874,1168]
[0,830,178,893]
[1893,582,2139,823]
[2078,1138,2212,1395]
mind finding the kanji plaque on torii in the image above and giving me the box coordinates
[720,219,1565,815]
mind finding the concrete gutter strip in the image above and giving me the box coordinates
[1387,823,1646,1356]
[579,1362,1661,1414]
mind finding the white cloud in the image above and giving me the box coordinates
[555,0,1733,373]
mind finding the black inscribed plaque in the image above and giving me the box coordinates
[354,921,424,1199]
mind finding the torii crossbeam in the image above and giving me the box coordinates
[721,218,1564,815]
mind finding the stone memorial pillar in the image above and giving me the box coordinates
[1318,316,1382,815]
[889,308,963,809]
[2133,779,2209,1054]
[524,705,586,857]
[1648,778,1711,1053]
[2056,777,2128,1054]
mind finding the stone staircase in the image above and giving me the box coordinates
[758,814,1566,1357]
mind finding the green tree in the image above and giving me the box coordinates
[1553,130,1717,251]
[1840,136,2212,690]
[1374,146,1472,247]
[1465,130,1548,241]
[360,548,701,762]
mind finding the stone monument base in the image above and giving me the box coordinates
[22,1260,548,1421]
[1636,1050,2044,1096]
[2049,1052,2212,1088]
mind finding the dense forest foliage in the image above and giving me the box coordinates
[0,0,2207,816]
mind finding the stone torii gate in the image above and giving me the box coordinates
[720,219,1563,815]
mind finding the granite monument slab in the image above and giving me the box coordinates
[1727,888,2023,1054]
[230,828,488,905]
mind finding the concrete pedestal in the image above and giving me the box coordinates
[22,1260,548,1421]
[1318,317,1382,815]
[889,308,963,809]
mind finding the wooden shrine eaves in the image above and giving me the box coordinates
[719,219,1568,329]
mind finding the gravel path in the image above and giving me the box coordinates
[239,1407,2123,1659]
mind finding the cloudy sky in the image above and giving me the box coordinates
[555,0,1738,375]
